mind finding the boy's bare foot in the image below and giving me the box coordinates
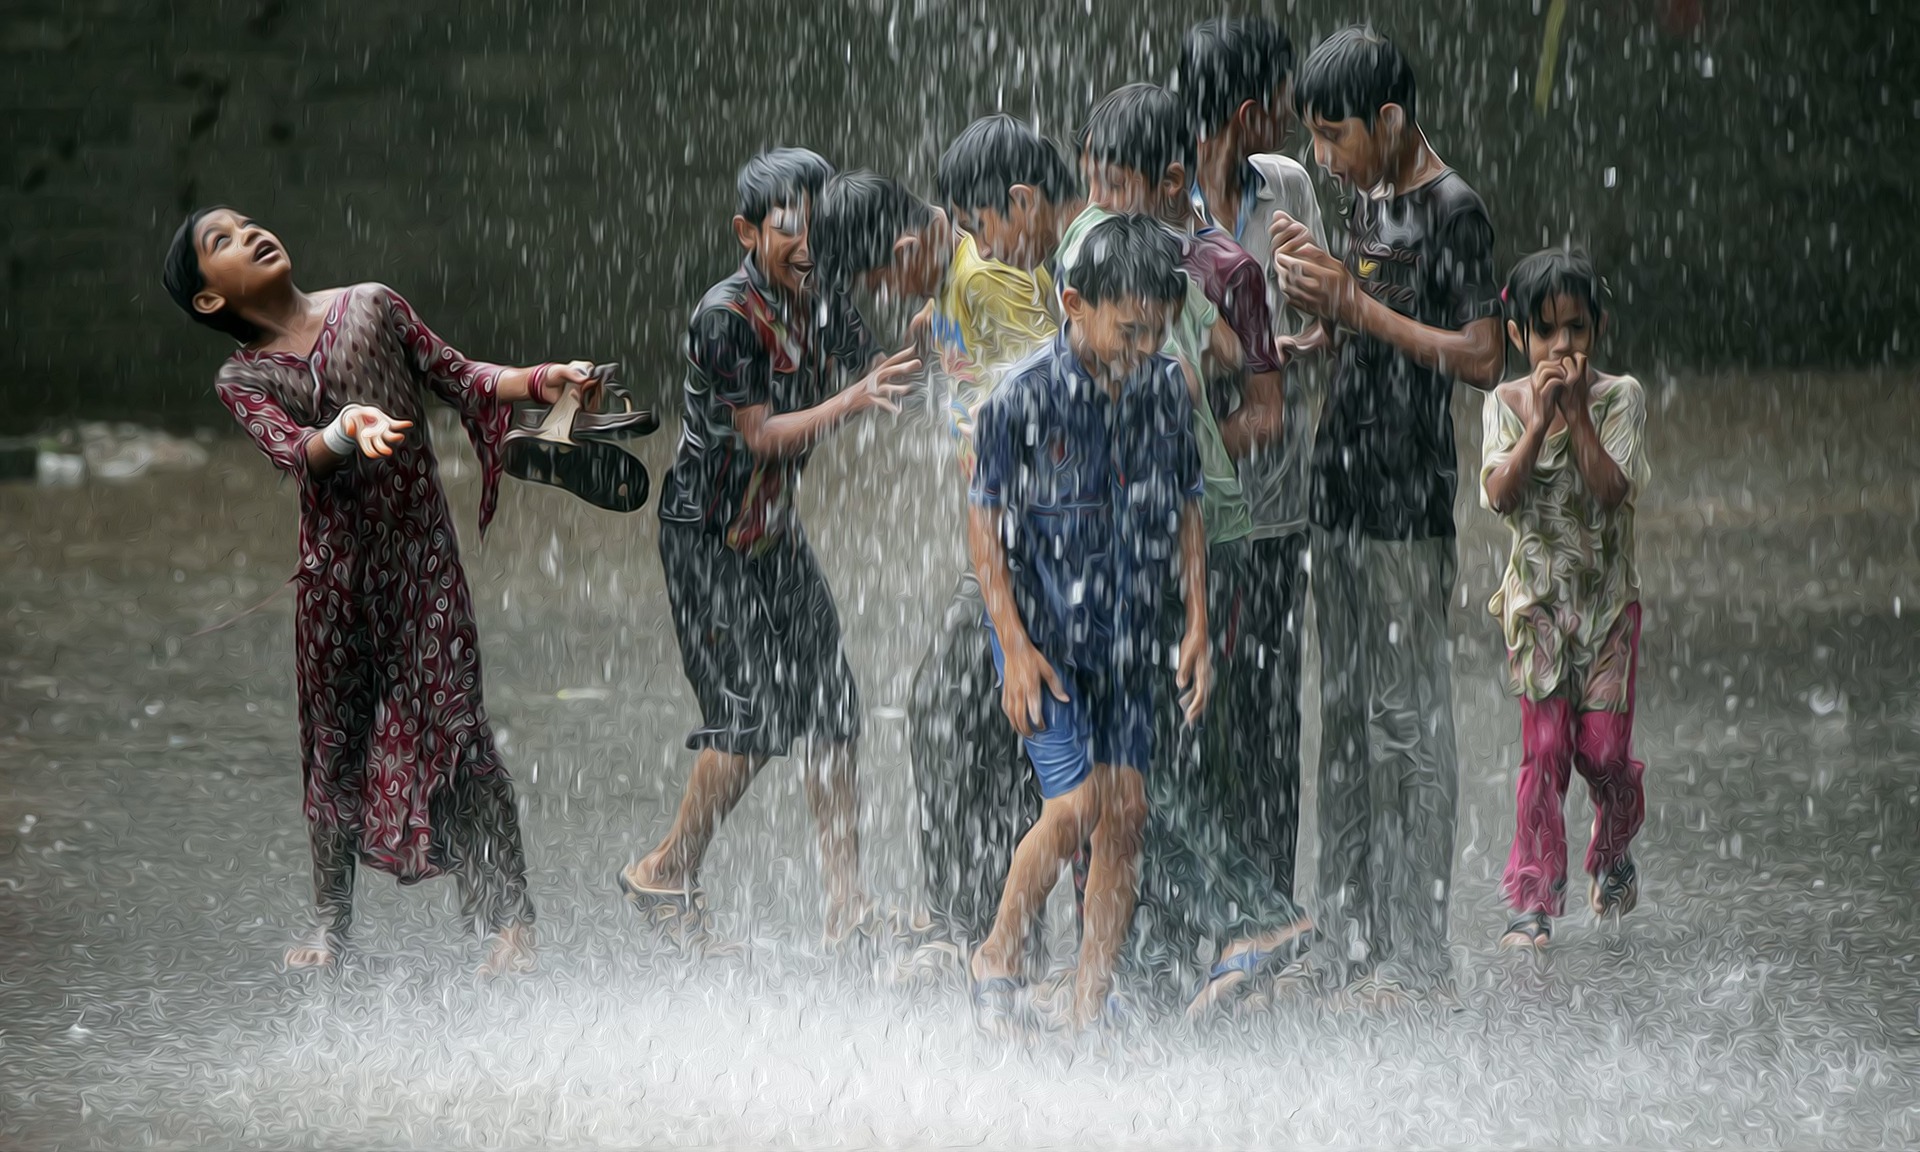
[284,930,340,970]
[477,922,537,979]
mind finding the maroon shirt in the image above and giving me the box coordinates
[1182,226,1281,376]
[215,284,513,882]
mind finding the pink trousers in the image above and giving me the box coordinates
[1501,603,1646,916]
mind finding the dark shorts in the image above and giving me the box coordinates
[658,518,861,757]
[985,621,1153,799]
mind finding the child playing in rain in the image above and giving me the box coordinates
[1269,25,1505,1007]
[1481,248,1649,949]
[965,213,1209,1034]
[810,153,1067,966]
[1066,83,1314,1020]
[161,207,607,977]
[620,148,919,946]
[1181,13,1322,909]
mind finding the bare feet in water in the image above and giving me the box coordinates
[477,921,538,979]
[284,930,340,970]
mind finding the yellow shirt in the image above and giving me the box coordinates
[929,233,1058,476]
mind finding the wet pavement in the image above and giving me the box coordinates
[3,371,1919,1149]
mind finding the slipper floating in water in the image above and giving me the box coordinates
[1185,921,1315,1023]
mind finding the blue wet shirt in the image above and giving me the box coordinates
[969,331,1203,676]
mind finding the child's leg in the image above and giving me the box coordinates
[1500,696,1577,916]
[1309,524,1379,983]
[1575,604,1646,879]
[1073,762,1148,1026]
[628,748,769,890]
[972,782,1100,981]
[288,817,356,968]
[434,766,538,975]
[803,739,866,939]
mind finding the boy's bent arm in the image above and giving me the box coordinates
[1220,367,1283,458]
[732,347,920,460]
[1174,500,1212,723]
[1348,300,1505,391]
[968,503,1066,735]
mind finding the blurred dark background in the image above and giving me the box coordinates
[2,0,1913,431]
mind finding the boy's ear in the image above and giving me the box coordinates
[1506,318,1525,352]
[192,288,226,318]
[731,214,757,252]
[1060,285,1086,321]
[1379,103,1408,140]
[1007,184,1036,217]
[1162,162,1188,198]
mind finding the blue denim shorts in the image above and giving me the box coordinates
[986,622,1152,800]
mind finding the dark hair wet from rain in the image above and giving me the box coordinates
[1079,83,1194,179]
[936,114,1077,213]
[1179,17,1294,139]
[1292,24,1417,128]
[734,147,835,227]
[1067,214,1185,307]
[161,207,262,345]
[810,171,935,287]
[1504,246,1607,334]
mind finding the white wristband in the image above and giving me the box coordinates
[320,408,358,458]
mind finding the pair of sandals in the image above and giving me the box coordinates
[1501,856,1641,950]
[504,363,658,513]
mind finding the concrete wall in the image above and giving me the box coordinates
[4,0,1915,429]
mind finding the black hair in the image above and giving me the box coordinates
[1292,25,1417,128]
[936,115,1077,213]
[810,170,936,286]
[1503,246,1606,338]
[161,206,262,344]
[1067,214,1186,307]
[1179,17,1295,139]
[735,147,835,226]
[1079,83,1195,180]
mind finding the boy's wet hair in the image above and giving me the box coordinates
[161,207,262,345]
[1504,246,1606,331]
[1078,83,1195,180]
[735,147,835,226]
[1068,214,1186,307]
[936,114,1076,213]
[1180,17,1294,139]
[1292,25,1417,128]
[811,170,935,286]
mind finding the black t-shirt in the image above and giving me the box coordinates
[658,259,875,551]
[1310,169,1500,540]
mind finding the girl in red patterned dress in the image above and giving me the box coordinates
[162,207,599,977]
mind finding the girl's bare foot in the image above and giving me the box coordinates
[477,922,537,979]
[284,930,340,970]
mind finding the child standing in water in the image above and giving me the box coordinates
[1481,248,1650,949]
[162,207,603,976]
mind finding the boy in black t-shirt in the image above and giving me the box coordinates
[1267,27,1504,1006]
[623,148,920,946]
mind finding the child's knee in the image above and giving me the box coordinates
[1093,765,1148,852]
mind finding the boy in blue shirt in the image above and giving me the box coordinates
[965,214,1209,1033]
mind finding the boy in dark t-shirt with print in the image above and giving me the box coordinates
[1268,26,1505,1006]
[623,148,920,946]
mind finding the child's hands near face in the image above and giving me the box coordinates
[341,405,412,458]
[1559,353,1591,413]
[1529,359,1568,430]
[853,345,922,415]
[1176,626,1213,726]
[1000,639,1069,738]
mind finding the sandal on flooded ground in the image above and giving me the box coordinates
[1499,911,1553,950]
[970,973,1027,1037]
[1590,856,1640,919]
[1185,920,1317,1023]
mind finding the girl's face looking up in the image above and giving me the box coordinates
[190,209,292,319]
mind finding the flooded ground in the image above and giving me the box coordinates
[3,370,1919,1149]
